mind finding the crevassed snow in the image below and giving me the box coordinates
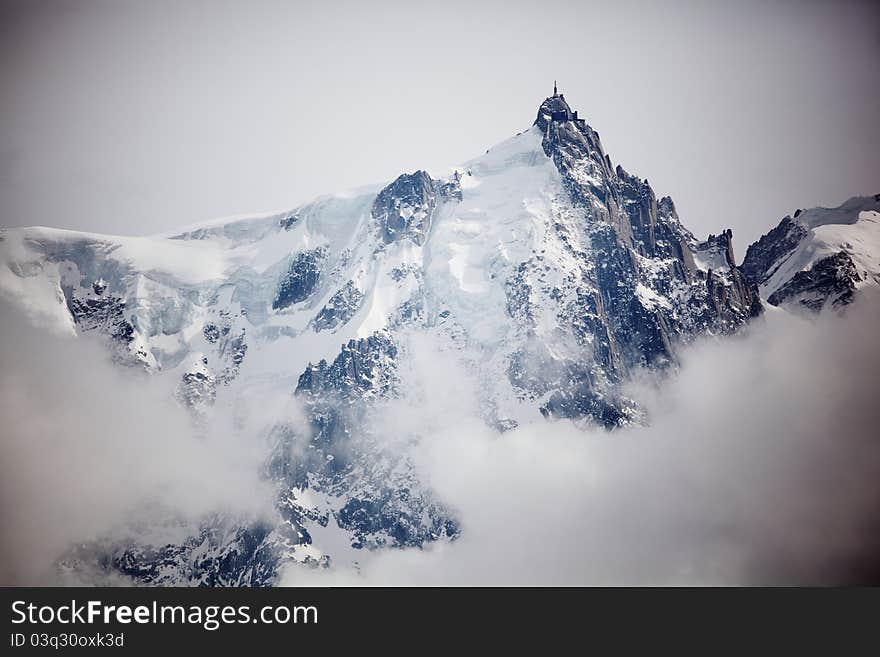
[0,126,561,363]
[424,127,562,344]
[2,226,230,285]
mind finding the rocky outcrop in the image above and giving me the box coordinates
[741,216,809,286]
[272,247,327,310]
[372,169,463,247]
[292,334,458,549]
[62,279,154,367]
[296,334,398,400]
[767,251,860,311]
[373,171,437,246]
[66,290,136,347]
[61,516,283,586]
[312,281,364,332]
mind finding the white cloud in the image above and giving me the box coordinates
[4,292,879,586]
[285,292,880,585]
[0,301,276,585]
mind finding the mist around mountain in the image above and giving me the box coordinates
[1,89,878,586]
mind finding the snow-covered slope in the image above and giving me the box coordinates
[1,89,766,585]
[741,195,880,311]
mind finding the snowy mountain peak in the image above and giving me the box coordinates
[742,194,880,311]
[0,89,784,585]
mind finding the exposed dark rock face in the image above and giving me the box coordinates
[767,251,860,311]
[296,334,398,400]
[312,281,364,332]
[372,169,464,246]
[741,215,809,285]
[373,171,438,246]
[523,91,762,425]
[273,247,327,310]
[67,292,135,346]
[62,517,284,586]
[438,172,463,202]
[62,281,154,366]
[203,322,221,343]
[279,212,300,230]
[291,334,459,549]
[619,175,656,252]
[541,387,633,428]
[657,196,698,278]
[536,95,625,233]
[698,230,764,328]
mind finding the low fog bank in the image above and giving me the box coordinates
[0,301,276,585]
[286,292,880,585]
[3,289,879,586]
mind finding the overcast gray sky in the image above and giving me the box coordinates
[2,0,878,250]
